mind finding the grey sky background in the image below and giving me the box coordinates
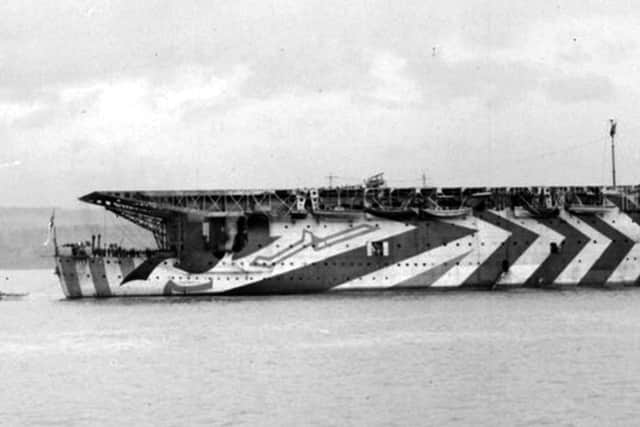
[2,0,639,207]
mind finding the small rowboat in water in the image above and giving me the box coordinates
[0,291,28,300]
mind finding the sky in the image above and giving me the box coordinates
[2,0,640,207]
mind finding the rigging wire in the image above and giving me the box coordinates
[324,122,640,188]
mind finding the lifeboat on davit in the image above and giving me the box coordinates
[420,206,472,219]
[364,206,419,220]
[565,188,617,215]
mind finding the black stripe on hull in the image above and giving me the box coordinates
[88,259,112,297]
[393,252,469,288]
[524,217,589,286]
[463,211,538,286]
[222,220,476,295]
[577,215,634,286]
[120,257,137,281]
[121,256,170,285]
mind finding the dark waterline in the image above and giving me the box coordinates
[2,270,640,426]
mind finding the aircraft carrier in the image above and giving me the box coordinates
[53,173,640,298]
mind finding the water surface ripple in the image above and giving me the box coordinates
[2,270,640,426]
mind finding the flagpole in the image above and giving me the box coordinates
[53,210,58,256]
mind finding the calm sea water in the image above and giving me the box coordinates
[2,270,640,426]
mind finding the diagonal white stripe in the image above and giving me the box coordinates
[430,215,510,287]
[333,236,473,290]
[494,209,564,285]
[602,210,640,284]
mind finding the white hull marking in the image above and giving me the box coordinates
[431,216,510,287]
[495,210,564,285]
[554,211,609,284]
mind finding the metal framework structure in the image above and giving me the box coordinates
[78,177,640,253]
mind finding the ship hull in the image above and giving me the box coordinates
[55,208,640,298]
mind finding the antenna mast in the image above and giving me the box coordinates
[610,119,617,187]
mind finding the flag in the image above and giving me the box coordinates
[43,210,55,246]
[610,119,617,138]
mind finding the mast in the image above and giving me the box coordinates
[610,119,617,188]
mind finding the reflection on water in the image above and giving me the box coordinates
[2,270,640,426]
